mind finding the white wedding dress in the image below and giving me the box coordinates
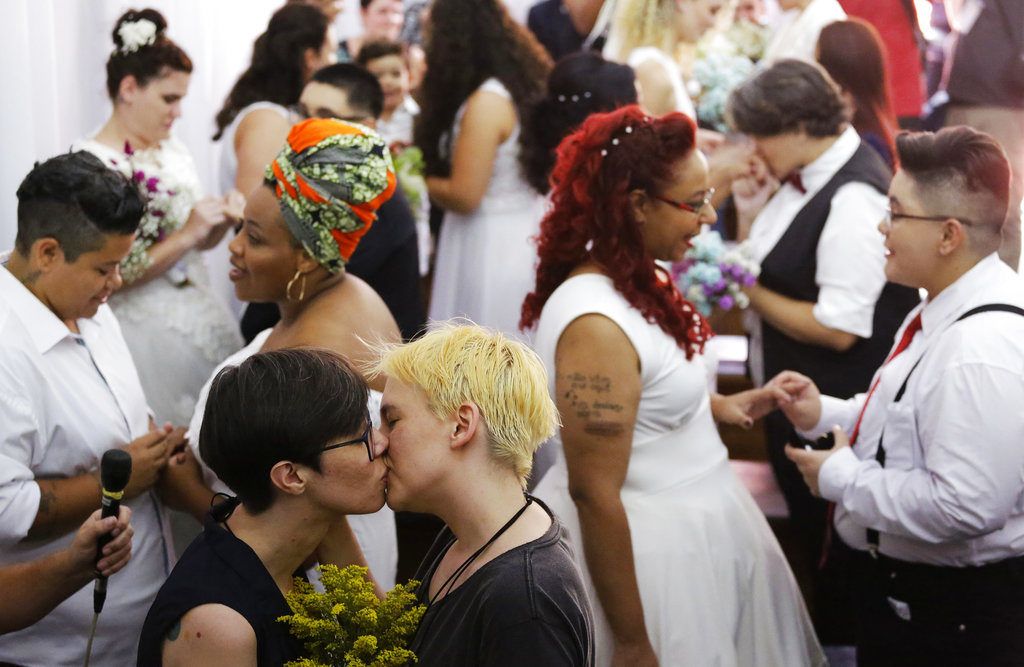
[533,274,825,666]
[427,78,546,340]
[186,330,399,591]
[75,137,243,426]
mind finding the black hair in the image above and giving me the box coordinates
[519,52,637,195]
[311,63,385,119]
[106,8,193,100]
[214,4,330,140]
[355,38,405,66]
[199,348,369,514]
[896,126,1011,229]
[15,151,145,261]
[727,59,848,138]
[414,0,552,177]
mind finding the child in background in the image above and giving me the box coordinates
[358,39,431,275]
[358,39,420,147]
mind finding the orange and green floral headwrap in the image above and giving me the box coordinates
[266,118,397,273]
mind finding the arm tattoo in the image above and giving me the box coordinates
[559,372,627,435]
[167,619,181,642]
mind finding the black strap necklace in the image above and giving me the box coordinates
[428,494,534,607]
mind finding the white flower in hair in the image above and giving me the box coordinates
[118,18,158,54]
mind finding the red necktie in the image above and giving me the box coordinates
[819,312,923,568]
[784,170,806,194]
[848,312,923,445]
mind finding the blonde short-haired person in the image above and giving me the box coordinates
[370,324,594,666]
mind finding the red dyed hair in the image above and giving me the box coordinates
[520,105,712,358]
[817,19,898,165]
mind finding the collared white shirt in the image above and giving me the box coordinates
[764,0,847,63]
[0,262,173,666]
[377,95,420,148]
[745,127,889,385]
[810,254,1024,566]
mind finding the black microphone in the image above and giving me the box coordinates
[93,449,132,615]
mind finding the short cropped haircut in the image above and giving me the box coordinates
[896,126,1011,246]
[355,38,405,67]
[199,348,369,514]
[16,151,145,262]
[311,63,385,119]
[727,59,848,138]
[368,323,559,486]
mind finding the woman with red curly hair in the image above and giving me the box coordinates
[523,106,824,667]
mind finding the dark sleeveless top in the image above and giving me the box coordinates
[758,141,921,399]
[136,514,302,666]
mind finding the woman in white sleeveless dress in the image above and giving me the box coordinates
[174,119,402,589]
[414,0,551,339]
[522,106,825,666]
[76,9,241,427]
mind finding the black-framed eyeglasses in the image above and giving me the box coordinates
[654,187,716,213]
[322,410,375,462]
[883,207,972,226]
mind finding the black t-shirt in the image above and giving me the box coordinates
[410,500,594,666]
[136,516,302,666]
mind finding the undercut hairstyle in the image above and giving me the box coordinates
[355,38,405,67]
[199,348,369,514]
[727,59,848,138]
[214,4,329,139]
[896,126,1011,249]
[520,52,638,194]
[106,9,193,100]
[311,63,385,119]
[15,151,145,262]
[368,323,559,486]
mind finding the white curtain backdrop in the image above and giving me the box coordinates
[1,0,363,308]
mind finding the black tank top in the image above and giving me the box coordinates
[136,512,302,666]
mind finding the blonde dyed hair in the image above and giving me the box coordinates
[368,323,559,486]
[604,0,678,61]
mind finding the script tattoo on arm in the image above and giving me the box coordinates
[560,372,627,437]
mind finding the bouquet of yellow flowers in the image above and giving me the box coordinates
[279,564,426,667]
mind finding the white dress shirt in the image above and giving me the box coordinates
[745,127,889,384]
[808,254,1024,566]
[0,262,173,666]
[763,0,847,64]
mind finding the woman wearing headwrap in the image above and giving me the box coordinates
[163,118,403,592]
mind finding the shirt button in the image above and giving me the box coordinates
[958,624,967,633]
[889,571,897,579]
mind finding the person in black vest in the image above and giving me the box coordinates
[780,125,1024,666]
[726,59,920,642]
[239,64,425,344]
[138,349,387,666]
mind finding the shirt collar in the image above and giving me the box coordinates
[798,126,861,193]
[0,258,78,354]
[919,252,1004,336]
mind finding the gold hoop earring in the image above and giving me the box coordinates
[286,269,307,302]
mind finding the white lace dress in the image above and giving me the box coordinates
[533,274,825,667]
[187,330,399,591]
[74,138,243,426]
[427,78,546,340]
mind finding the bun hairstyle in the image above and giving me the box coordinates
[106,8,192,100]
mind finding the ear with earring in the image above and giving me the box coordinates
[286,269,307,302]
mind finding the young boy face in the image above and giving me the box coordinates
[365,53,410,116]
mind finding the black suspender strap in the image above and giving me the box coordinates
[865,304,1024,555]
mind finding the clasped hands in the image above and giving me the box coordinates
[122,422,206,512]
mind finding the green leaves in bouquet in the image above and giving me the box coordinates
[278,563,426,667]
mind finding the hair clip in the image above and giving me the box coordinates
[117,18,158,54]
